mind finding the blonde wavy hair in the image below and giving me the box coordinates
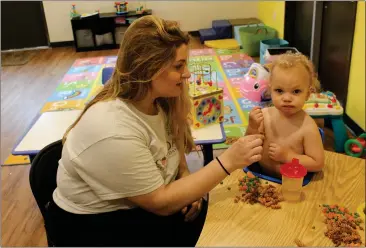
[269,52,321,93]
[63,15,195,155]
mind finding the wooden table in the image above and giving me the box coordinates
[197,151,365,246]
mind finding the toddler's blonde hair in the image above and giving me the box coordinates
[269,53,321,93]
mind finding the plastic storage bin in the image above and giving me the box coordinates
[264,47,299,64]
[260,38,289,64]
[75,29,94,48]
[239,25,277,56]
[234,23,264,47]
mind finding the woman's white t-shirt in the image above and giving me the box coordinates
[52,99,180,214]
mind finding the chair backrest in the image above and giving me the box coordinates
[319,127,325,143]
[102,67,114,85]
[29,140,63,219]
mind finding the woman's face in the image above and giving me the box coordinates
[151,44,191,98]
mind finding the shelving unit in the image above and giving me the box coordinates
[70,9,152,52]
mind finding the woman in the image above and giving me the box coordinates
[47,15,263,247]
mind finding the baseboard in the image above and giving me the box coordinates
[50,41,74,48]
[343,113,364,136]
[188,30,199,37]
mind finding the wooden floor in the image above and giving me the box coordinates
[0,38,345,246]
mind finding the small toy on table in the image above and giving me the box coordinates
[303,91,348,153]
[136,3,146,14]
[345,133,366,158]
[115,2,128,15]
[303,91,343,116]
[188,62,223,129]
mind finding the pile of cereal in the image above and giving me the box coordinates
[321,204,364,247]
[225,137,240,145]
[234,172,283,209]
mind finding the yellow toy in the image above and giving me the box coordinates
[188,62,224,129]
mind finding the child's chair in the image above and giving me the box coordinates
[243,127,325,186]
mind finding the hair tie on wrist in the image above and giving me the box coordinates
[216,157,230,175]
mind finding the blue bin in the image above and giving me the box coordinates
[260,38,289,64]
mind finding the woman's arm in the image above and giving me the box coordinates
[127,135,264,216]
[127,157,231,216]
[176,152,191,179]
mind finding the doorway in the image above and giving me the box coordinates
[284,1,357,108]
[317,1,357,107]
[1,1,49,51]
[284,1,314,57]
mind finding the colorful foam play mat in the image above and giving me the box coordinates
[33,49,267,150]
[2,154,31,166]
[5,49,343,166]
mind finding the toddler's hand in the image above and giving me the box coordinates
[249,106,264,133]
[269,143,288,162]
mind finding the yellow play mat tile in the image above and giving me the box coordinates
[2,154,30,166]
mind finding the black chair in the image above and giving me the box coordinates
[29,140,63,246]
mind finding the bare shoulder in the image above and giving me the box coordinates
[303,112,320,134]
[262,106,275,116]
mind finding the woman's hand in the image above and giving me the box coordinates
[181,198,203,222]
[219,134,264,173]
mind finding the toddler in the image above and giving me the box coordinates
[246,53,325,177]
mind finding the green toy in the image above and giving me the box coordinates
[70,4,81,19]
[344,133,366,158]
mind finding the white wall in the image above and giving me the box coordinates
[43,1,258,42]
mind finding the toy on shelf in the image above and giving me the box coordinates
[136,2,146,14]
[115,2,128,15]
[240,63,271,102]
[70,4,81,19]
[188,62,223,129]
[344,133,366,158]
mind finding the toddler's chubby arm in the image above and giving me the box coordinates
[301,121,325,171]
[269,121,324,172]
[245,106,264,135]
